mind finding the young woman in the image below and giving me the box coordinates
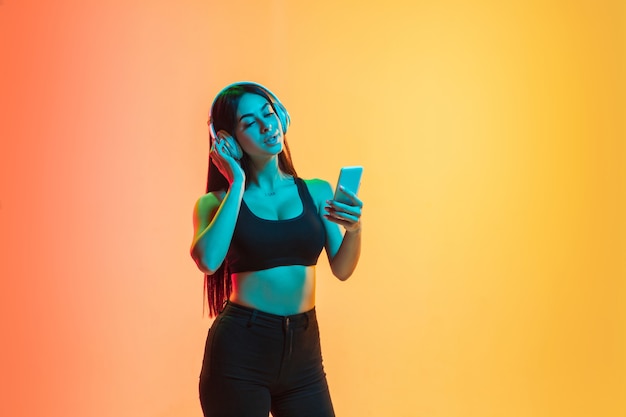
[190,82,363,417]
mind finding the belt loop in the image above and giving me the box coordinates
[247,309,258,328]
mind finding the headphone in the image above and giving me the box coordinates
[208,81,291,160]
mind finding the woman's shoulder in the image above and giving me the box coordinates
[300,177,333,202]
[194,189,227,211]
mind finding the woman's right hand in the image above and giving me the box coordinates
[210,130,245,185]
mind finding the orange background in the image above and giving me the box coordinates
[1,1,625,416]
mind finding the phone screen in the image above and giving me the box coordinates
[333,166,363,204]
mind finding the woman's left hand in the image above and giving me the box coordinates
[324,186,363,233]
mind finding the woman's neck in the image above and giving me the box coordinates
[247,157,291,191]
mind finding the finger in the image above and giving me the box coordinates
[209,143,220,161]
[327,208,362,223]
[326,198,363,213]
[335,186,363,207]
[211,142,228,165]
[324,206,360,223]
[220,140,234,159]
[323,213,360,229]
[210,140,222,156]
[214,142,224,157]
[216,130,234,143]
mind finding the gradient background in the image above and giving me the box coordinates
[1,0,625,416]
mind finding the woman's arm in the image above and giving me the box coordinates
[190,131,246,274]
[190,180,245,274]
[328,225,361,281]
[308,179,363,281]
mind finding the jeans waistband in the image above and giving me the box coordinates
[222,300,314,329]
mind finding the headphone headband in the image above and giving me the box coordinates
[210,81,281,112]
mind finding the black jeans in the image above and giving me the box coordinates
[199,301,335,417]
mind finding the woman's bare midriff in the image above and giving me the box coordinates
[229,265,316,315]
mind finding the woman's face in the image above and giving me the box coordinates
[233,93,284,158]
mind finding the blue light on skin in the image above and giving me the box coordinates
[233,93,284,158]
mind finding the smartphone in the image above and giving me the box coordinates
[333,166,363,204]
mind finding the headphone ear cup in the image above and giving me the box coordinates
[273,101,290,134]
[223,135,243,160]
[209,122,242,160]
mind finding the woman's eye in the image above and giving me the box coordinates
[244,121,255,129]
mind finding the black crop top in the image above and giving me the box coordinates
[226,177,326,273]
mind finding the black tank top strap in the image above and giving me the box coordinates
[294,177,317,214]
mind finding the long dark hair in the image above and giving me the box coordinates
[204,83,298,317]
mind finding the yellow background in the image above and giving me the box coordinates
[1,0,624,416]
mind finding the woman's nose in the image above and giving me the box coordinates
[261,121,272,132]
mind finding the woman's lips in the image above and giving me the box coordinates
[264,133,279,145]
